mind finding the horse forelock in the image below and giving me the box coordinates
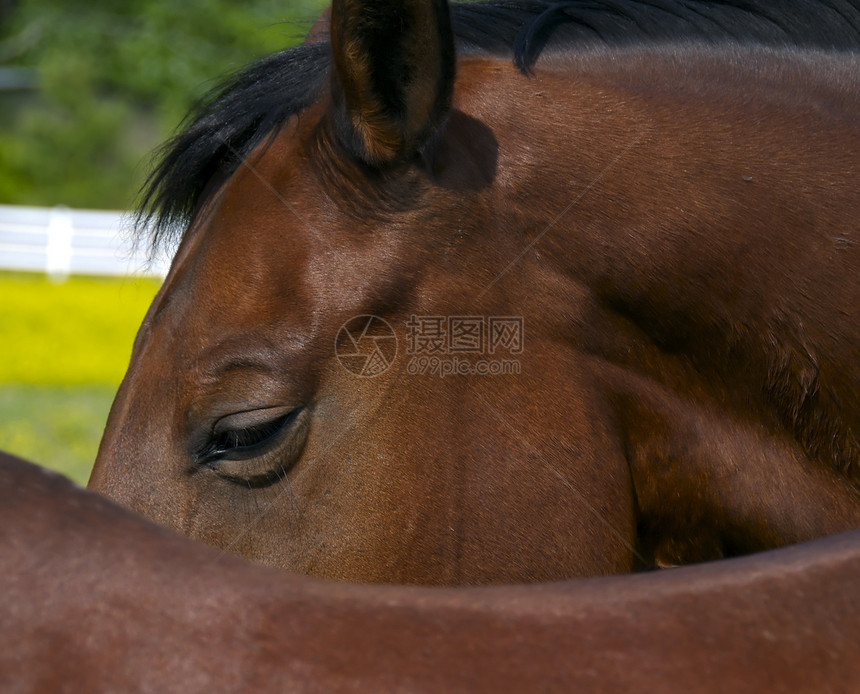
[134,41,332,255]
[135,0,860,257]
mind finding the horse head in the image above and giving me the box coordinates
[90,0,860,583]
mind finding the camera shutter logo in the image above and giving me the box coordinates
[335,315,398,377]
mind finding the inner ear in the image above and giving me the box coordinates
[329,0,456,167]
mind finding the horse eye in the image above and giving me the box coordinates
[195,407,301,465]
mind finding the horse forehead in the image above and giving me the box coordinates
[211,120,319,239]
[171,121,327,290]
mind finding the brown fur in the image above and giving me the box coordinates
[7,452,860,692]
[329,0,455,164]
[90,8,860,582]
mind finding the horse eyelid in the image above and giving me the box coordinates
[195,410,300,464]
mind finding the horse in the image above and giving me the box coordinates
[89,0,860,584]
[5,451,860,692]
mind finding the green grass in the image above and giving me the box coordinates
[0,271,161,484]
[0,385,117,485]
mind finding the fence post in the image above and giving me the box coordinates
[45,206,73,282]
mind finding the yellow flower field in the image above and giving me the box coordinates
[0,271,160,483]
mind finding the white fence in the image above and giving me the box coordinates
[0,204,169,279]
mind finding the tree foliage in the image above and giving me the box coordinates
[0,0,328,208]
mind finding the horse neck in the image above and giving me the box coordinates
[458,48,859,480]
[4,452,860,691]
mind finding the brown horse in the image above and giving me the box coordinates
[5,451,860,692]
[90,0,860,583]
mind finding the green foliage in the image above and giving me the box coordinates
[0,0,328,209]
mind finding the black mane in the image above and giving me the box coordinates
[139,0,860,252]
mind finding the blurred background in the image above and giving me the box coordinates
[0,0,329,484]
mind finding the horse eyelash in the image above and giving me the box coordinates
[198,414,292,462]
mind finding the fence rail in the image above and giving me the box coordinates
[0,204,168,279]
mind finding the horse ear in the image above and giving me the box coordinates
[329,0,456,166]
